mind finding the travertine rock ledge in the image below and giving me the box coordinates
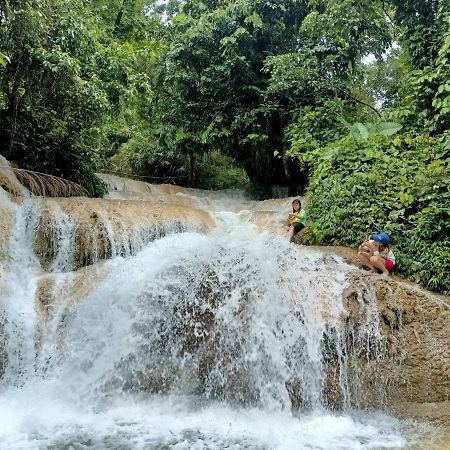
[314,245,450,425]
[33,197,215,270]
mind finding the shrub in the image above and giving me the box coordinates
[303,131,450,293]
[196,152,249,190]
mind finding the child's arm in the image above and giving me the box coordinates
[359,236,372,253]
[358,242,369,252]
[290,210,306,219]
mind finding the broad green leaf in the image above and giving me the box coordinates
[354,123,369,141]
[337,117,352,130]
[365,122,377,136]
[375,122,402,136]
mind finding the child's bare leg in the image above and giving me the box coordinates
[284,225,290,233]
[370,255,389,275]
[288,225,295,238]
[358,252,375,271]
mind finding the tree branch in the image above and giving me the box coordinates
[114,0,128,34]
[335,85,381,118]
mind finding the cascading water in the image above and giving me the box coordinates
[0,181,441,449]
[0,198,41,387]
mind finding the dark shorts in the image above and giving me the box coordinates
[292,222,305,235]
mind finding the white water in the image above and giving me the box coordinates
[0,186,438,449]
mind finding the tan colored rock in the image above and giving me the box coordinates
[239,210,281,233]
[352,276,448,397]
[300,246,450,424]
[96,173,154,196]
[97,173,193,208]
[0,156,27,250]
[387,401,450,426]
[0,188,14,250]
[317,266,450,425]
[35,262,109,349]
[238,196,309,235]
[0,156,28,197]
[159,183,186,195]
[3,171,450,434]
[33,197,215,270]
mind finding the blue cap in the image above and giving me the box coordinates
[372,232,390,245]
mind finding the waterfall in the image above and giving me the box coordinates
[0,199,40,386]
[0,179,441,449]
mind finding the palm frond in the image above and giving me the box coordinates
[10,168,87,197]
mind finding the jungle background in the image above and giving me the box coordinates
[0,0,449,293]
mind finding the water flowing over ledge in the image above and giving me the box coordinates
[0,173,449,449]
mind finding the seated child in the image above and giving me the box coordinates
[284,199,306,239]
[358,232,395,276]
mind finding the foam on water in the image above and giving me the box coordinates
[0,187,445,449]
[0,199,41,386]
[0,384,411,450]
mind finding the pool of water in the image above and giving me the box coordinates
[1,388,447,450]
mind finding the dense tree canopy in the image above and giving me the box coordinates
[0,0,449,291]
[0,0,162,194]
[296,0,450,293]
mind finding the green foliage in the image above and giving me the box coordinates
[0,0,163,195]
[0,0,106,194]
[283,0,450,294]
[149,0,312,185]
[302,131,450,293]
[299,0,391,69]
[361,46,406,110]
[105,127,187,181]
[387,3,450,133]
[390,0,445,69]
[339,118,402,142]
[1,0,449,296]
[0,249,12,260]
[151,0,389,187]
[0,51,9,68]
[196,152,249,190]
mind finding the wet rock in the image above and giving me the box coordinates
[33,197,215,271]
[35,263,109,350]
[0,156,28,197]
[0,310,8,379]
[387,401,450,426]
[319,270,450,425]
[0,187,17,252]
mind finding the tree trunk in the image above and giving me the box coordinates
[7,60,24,158]
[114,0,128,34]
[189,153,194,186]
[8,92,20,158]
